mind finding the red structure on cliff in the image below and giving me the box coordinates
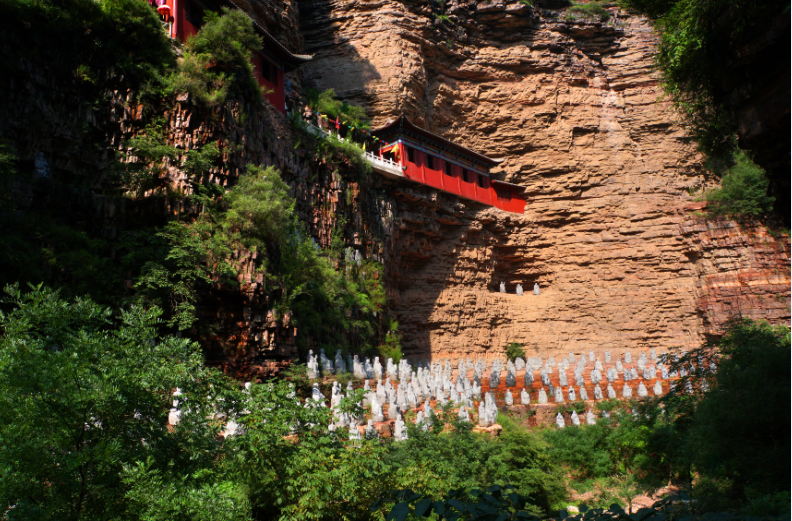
[156,0,311,113]
[371,115,526,214]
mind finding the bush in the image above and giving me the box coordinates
[504,342,526,362]
[307,88,369,129]
[705,151,774,218]
[165,8,263,105]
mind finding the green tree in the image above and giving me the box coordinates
[0,285,242,520]
[705,151,775,218]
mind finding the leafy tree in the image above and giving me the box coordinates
[665,318,790,508]
[0,284,240,520]
[705,151,775,218]
[227,380,391,521]
[165,8,263,105]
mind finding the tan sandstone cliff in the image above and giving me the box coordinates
[296,0,790,359]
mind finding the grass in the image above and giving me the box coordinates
[566,1,611,21]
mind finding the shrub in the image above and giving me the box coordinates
[705,151,774,218]
[504,341,526,362]
[307,88,370,129]
[621,0,788,162]
[165,8,263,105]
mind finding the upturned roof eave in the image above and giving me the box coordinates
[371,114,501,168]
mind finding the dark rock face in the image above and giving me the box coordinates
[722,12,790,222]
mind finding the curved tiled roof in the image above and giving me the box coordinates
[371,114,503,168]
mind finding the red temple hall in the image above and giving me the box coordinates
[156,0,311,113]
[371,115,526,214]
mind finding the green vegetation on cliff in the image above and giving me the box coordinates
[1,287,789,520]
[622,0,787,164]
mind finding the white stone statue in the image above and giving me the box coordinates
[533,283,541,295]
[588,350,595,362]
[571,411,580,426]
[555,388,564,403]
[371,395,384,422]
[458,406,470,423]
[516,284,523,296]
[622,384,632,398]
[593,385,603,400]
[568,387,576,401]
[505,389,514,406]
[604,350,611,363]
[586,410,596,425]
[538,388,548,404]
[579,387,588,401]
[555,412,565,429]
[624,351,632,364]
[637,382,648,398]
[653,380,663,396]
[499,281,506,293]
[607,384,616,399]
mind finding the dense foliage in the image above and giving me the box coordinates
[704,152,775,218]
[1,288,789,520]
[164,8,264,105]
[307,88,370,129]
[621,0,787,164]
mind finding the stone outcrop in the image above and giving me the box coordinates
[298,0,790,359]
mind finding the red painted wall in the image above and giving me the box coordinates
[253,53,285,114]
[395,144,526,214]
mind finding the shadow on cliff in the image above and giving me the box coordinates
[296,0,382,111]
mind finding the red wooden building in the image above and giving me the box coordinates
[156,0,311,113]
[371,115,526,214]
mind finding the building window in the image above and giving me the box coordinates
[443,160,452,176]
[425,154,434,170]
[477,175,486,188]
[406,147,415,163]
[259,56,278,85]
[496,187,510,200]
[462,169,471,182]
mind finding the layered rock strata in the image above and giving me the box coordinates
[298,0,790,358]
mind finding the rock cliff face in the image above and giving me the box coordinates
[297,0,790,359]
